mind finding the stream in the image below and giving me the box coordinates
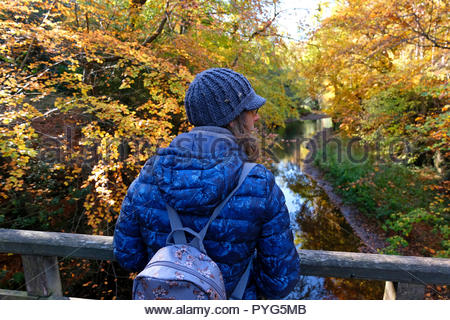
[272,118,385,299]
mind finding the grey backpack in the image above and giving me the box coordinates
[133,162,257,300]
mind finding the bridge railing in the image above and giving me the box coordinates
[1,228,449,300]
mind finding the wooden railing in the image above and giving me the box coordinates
[1,228,449,300]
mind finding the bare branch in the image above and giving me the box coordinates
[33,129,63,144]
[231,7,282,68]
[141,1,171,46]
[74,0,80,29]
[31,108,59,121]
[18,0,59,72]
[85,11,90,33]
[394,6,450,50]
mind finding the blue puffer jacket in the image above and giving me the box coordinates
[113,126,300,299]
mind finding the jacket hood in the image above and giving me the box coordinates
[149,126,248,215]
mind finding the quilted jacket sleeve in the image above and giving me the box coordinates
[113,179,148,272]
[254,169,300,299]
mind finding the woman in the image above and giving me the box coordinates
[113,68,300,299]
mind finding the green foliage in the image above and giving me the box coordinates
[382,204,449,257]
[358,87,447,166]
[364,87,435,117]
[314,135,449,257]
[383,236,409,255]
[385,209,439,237]
[0,269,24,291]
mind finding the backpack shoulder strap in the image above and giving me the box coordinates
[166,205,188,244]
[229,251,255,300]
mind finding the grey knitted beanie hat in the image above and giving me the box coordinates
[184,68,266,127]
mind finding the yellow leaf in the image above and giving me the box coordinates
[54,164,65,170]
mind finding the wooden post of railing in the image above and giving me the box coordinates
[383,281,425,300]
[21,255,62,297]
[396,282,425,299]
[0,228,114,299]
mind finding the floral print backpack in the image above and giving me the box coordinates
[132,162,257,300]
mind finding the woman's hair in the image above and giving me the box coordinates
[224,111,260,162]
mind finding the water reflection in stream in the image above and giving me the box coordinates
[273,119,384,299]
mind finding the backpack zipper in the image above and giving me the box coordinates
[147,261,226,299]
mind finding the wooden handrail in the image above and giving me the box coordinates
[1,228,449,299]
[0,228,113,260]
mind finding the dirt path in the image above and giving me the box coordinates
[302,133,388,253]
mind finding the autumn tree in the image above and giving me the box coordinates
[295,0,449,258]
[295,0,448,158]
[0,0,302,234]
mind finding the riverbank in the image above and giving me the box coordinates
[300,129,449,299]
[300,132,386,253]
[299,113,331,121]
[305,129,448,253]
[302,158,388,253]
[285,112,331,123]
[302,132,450,299]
